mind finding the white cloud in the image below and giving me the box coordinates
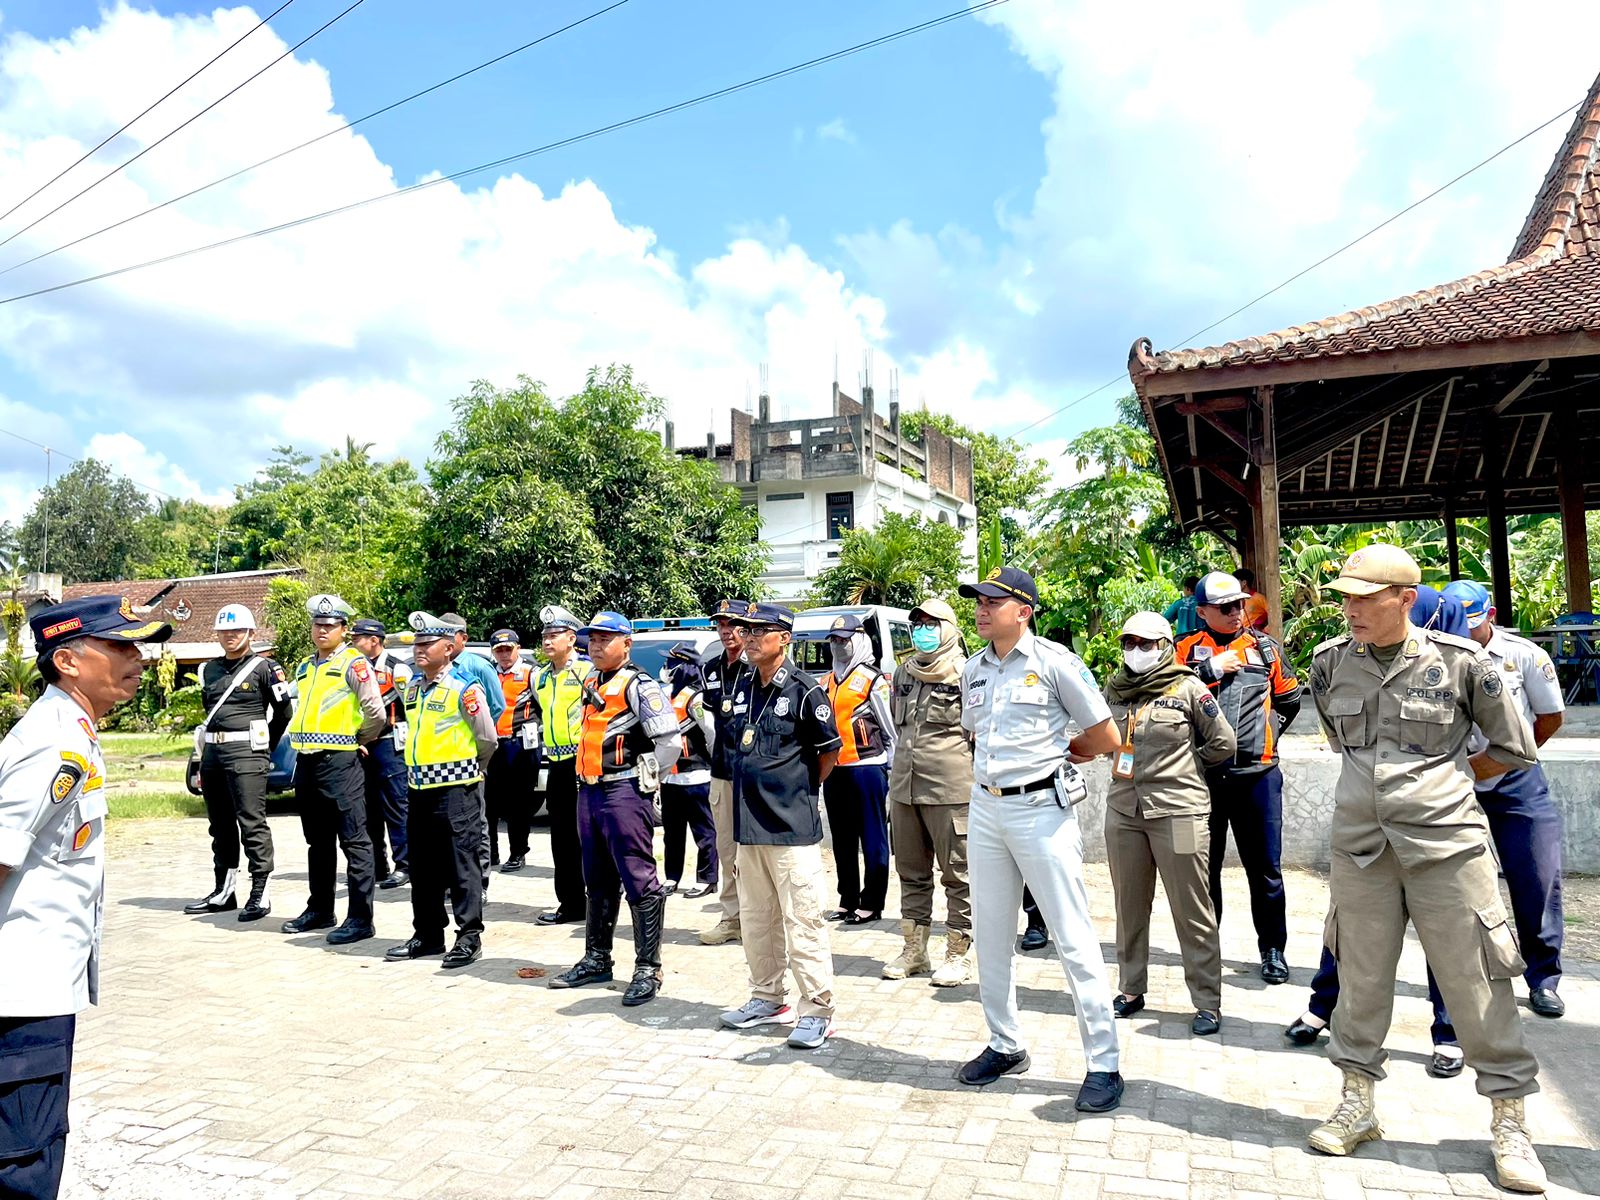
[816,118,856,145]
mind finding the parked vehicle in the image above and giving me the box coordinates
[629,627,720,683]
[791,604,914,677]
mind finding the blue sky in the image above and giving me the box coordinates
[0,2,1596,514]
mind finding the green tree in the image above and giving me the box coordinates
[901,410,1050,560]
[416,366,765,633]
[132,498,230,577]
[18,459,152,583]
[810,512,964,608]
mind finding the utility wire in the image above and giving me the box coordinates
[0,0,1009,307]
[0,0,300,227]
[0,0,633,281]
[0,424,180,501]
[0,0,369,255]
[1004,96,1588,440]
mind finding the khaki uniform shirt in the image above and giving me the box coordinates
[1103,675,1236,819]
[1310,622,1536,869]
[888,667,972,806]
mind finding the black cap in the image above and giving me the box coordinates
[825,613,864,637]
[712,597,752,620]
[489,629,520,647]
[958,566,1039,607]
[31,595,174,654]
[666,640,702,663]
[730,601,795,629]
[350,618,386,638]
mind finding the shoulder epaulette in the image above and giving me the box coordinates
[1313,634,1351,656]
[1425,630,1481,653]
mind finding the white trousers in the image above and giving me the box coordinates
[969,784,1120,1071]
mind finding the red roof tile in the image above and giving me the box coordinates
[55,570,304,643]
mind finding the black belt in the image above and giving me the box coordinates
[980,774,1055,797]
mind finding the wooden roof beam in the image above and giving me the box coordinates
[1493,359,1550,414]
[1183,458,1250,499]
[1423,377,1455,484]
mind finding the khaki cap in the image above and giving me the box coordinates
[1121,611,1174,642]
[1326,543,1422,596]
[909,597,957,624]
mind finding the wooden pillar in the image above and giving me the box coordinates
[1443,492,1461,580]
[1481,422,1514,619]
[1555,403,1593,614]
[1249,385,1283,639]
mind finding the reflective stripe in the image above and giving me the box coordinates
[289,731,359,750]
[288,646,363,751]
[544,743,577,760]
[577,670,641,778]
[407,758,482,789]
[404,673,480,785]
[825,665,883,766]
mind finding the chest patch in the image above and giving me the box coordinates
[1423,665,1444,686]
[775,697,791,717]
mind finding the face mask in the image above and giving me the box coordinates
[1123,647,1163,674]
[910,626,941,653]
[830,640,853,665]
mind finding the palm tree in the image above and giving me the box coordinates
[832,522,925,605]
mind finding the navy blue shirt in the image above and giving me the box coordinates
[726,658,841,846]
[700,646,750,782]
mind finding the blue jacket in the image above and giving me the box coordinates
[451,652,507,723]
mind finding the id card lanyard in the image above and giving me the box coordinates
[742,673,775,752]
[1112,682,1183,779]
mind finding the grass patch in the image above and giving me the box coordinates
[113,759,190,785]
[100,731,191,762]
[108,791,206,820]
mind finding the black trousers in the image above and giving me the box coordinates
[198,743,274,877]
[294,750,374,923]
[408,783,485,942]
[362,736,409,878]
[0,1014,73,1200]
[1205,765,1287,954]
[545,757,585,916]
[661,781,718,886]
[485,738,535,861]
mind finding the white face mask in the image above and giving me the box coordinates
[1123,647,1163,674]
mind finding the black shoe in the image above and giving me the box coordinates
[326,919,375,945]
[489,848,500,867]
[844,910,882,925]
[442,937,482,969]
[500,857,525,874]
[1261,949,1290,985]
[957,1047,1031,1086]
[823,909,850,922]
[681,882,715,899]
[1075,1071,1125,1113]
[1192,1010,1221,1037]
[537,908,584,925]
[661,880,679,896]
[280,908,336,934]
[238,876,272,923]
[1429,1046,1465,1078]
[1113,994,1145,1018]
[550,954,613,989]
[183,868,238,914]
[1017,925,1050,953]
[622,893,665,1006]
[1529,987,1565,1018]
[378,870,409,891]
[385,937,446,961]
[1284,1017,1326,1046]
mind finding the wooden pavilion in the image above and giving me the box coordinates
[1129,73,1600,636]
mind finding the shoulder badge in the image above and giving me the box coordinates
[1427,630,1480,652]
[463,687,482,716]
[1200,695,1220,718]
[1480,668,1504,698]
[815,701,832,721]
[775,696,792,717]
[51,752,88,805]
[351,657,371,682]
[1541,661,1557,682]
[1423,665,1444,687]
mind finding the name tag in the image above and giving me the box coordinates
[1113,749,1135,779]
[1011,686,1048,705]
[1245,648,1264,666]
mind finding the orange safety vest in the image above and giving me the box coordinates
[495,663,534,738]
[577,667,643,779]
[824,663,885,766]
[669,686,710,775]
[371,652,404,727]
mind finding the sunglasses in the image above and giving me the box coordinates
[745,624,788,637]
[1211,600,1245,614]
[1120,636,1161,651]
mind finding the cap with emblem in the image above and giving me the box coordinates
[1325,543,1422,596]
[826,614,864,638]
[909,597,957,625]
[731,601,795,629]
[958,565,1039,607]
[439,612,468,633]
[1442,579,1492,629]
[580,611,633,636]
[1194,571,1249,607]
[408,611,456,642]
[711,597,753,620]
[539,605,581,632]
[489,628,520,647]
[350,618,386,638]
[214,603,257,631]
[306,593,353,623]
[1121,611,1174,642]
[666,640,702,663]
[30,595,174,653]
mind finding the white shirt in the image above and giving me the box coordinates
[961,631,1111,788]
[0,686,107,1016]
[1470,626,1564,788]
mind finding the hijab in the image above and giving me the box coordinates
[1103,641,1197,705]
[830,630,875,681]
[904,616,966,685]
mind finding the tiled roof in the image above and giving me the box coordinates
[1133,72,1600,379]
[56,569,304,643]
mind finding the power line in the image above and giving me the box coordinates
[0,0,1010,308]
[0,0,300,228]
[1004,95,1588,440]
[0,424,181,502]
[0,0,633,282]
[0,0,369,255]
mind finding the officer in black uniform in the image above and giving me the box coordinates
[185,604,290,922]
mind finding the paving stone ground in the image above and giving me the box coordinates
[63,815,1599,1200]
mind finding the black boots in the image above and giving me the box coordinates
[184,868,237,914]
[550,897,616,989]
[623,893,665,1007]
[238,875,271,922]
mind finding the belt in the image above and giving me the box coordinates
[204,731,254,745]
[980,774,1055,797]
[580,769,639,785]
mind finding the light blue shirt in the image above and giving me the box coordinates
[961,631,1112,789]
[451,651,507,723]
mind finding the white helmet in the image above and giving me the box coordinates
[214,603,257,631]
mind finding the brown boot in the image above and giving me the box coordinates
[1308,1070,1381,1156]
[1490,1097,1547,1193]
[881,921,931,979]
[930,930,973,987]
[698,917,740,946]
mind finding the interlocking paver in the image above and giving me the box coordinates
[58,815,1600,1199]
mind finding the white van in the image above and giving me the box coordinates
[791,605,914,678]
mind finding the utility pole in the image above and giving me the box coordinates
[214,528,233,575]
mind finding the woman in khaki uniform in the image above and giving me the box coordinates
[1099,612,1236,1035]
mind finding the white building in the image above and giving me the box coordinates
[677,386,979,605]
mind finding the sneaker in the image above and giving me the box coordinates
[957,1047,1031,1086]
[1075,1070,1125,1113]
[719,998,795,1029]
[787,1016,834,1049]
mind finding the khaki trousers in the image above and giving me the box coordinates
[736,842,835,1019]
[1105,805,1221,1012]
[890,801,971,931]
[710,777,740,921]
[1327,841,1539,1099]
